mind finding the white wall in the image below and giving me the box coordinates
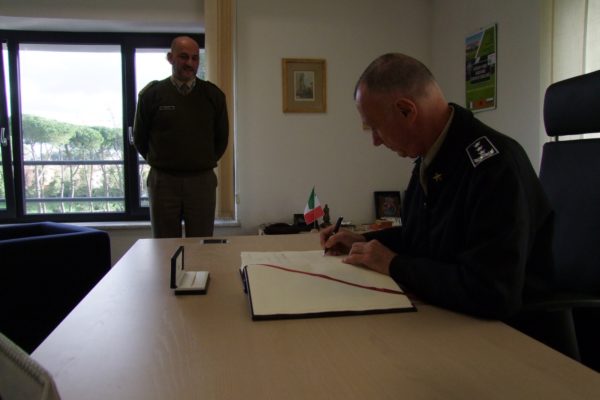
[232,0,548,237]
[87,0,435,264]
[233,0,431,234]
[431,0,546,168]
[2,0,549,264]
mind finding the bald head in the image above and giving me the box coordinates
[170,36,199,53]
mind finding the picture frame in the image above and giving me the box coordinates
[465,24,497,112]
[293,213,307,226]
[282,58,326,113]
[374,191,401,219]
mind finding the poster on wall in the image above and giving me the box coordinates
[465,24,497,112]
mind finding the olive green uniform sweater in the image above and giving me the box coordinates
[133,78,229,173]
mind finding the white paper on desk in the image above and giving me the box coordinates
[241,250,414,318]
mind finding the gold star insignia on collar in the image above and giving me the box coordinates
[433,173,443,182]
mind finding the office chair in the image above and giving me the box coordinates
[512,70,600,371]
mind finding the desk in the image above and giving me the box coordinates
[33,234,600,399]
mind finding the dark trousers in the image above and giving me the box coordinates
[147,168,217,238]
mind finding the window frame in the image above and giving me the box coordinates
[0,43,16,219]
[0,30,204,223]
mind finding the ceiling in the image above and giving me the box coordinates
[0,15,203,33]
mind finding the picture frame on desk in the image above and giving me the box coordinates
[374,191,401,219]
[282,58,326,113]
[293,213,307,226]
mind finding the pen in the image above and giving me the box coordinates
[332,216,343,235]
[324,216,343,254]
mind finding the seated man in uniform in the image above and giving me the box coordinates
[321,53,553,319]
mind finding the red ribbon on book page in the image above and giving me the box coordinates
[254,263,405,295]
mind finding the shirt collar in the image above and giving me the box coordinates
[422,105,455,170]
[170,76,196,90]
[419,105,455,193]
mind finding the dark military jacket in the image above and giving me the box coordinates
[365,104,554,319]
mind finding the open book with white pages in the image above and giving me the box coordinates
[240,250,415,320]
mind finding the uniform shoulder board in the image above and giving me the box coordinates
[466,136,499,167]
[138,80,159,96]
[200,79,226,109]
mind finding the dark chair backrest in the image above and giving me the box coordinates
[540,70,600,294]
[510,71,600,370]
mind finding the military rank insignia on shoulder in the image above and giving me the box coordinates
[466,136,499,167]
[139,80,159,96]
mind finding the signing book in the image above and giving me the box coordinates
[241,250,415,320]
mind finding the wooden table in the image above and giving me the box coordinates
[32,234,600,399]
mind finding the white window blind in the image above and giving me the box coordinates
[587,0,600,72]
[552,0,600,138]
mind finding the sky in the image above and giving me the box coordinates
[11,44,172,128]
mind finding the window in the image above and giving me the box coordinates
[19,44,123,214]
[0,31,209,223]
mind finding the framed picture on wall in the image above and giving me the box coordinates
[465,24,497,112]
[374,191,401,219]
[282,58,326,113]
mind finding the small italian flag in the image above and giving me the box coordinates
[304,187,325,225]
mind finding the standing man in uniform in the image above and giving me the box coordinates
[321,53,554,320]
[134,36,229,238]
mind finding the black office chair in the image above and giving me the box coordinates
[512,70,600,371]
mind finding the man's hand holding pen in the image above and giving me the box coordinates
[322,217,344,255]
[320,217,395,276]
[321,217,365,256]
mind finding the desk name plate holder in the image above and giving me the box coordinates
[170,246,210,295]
